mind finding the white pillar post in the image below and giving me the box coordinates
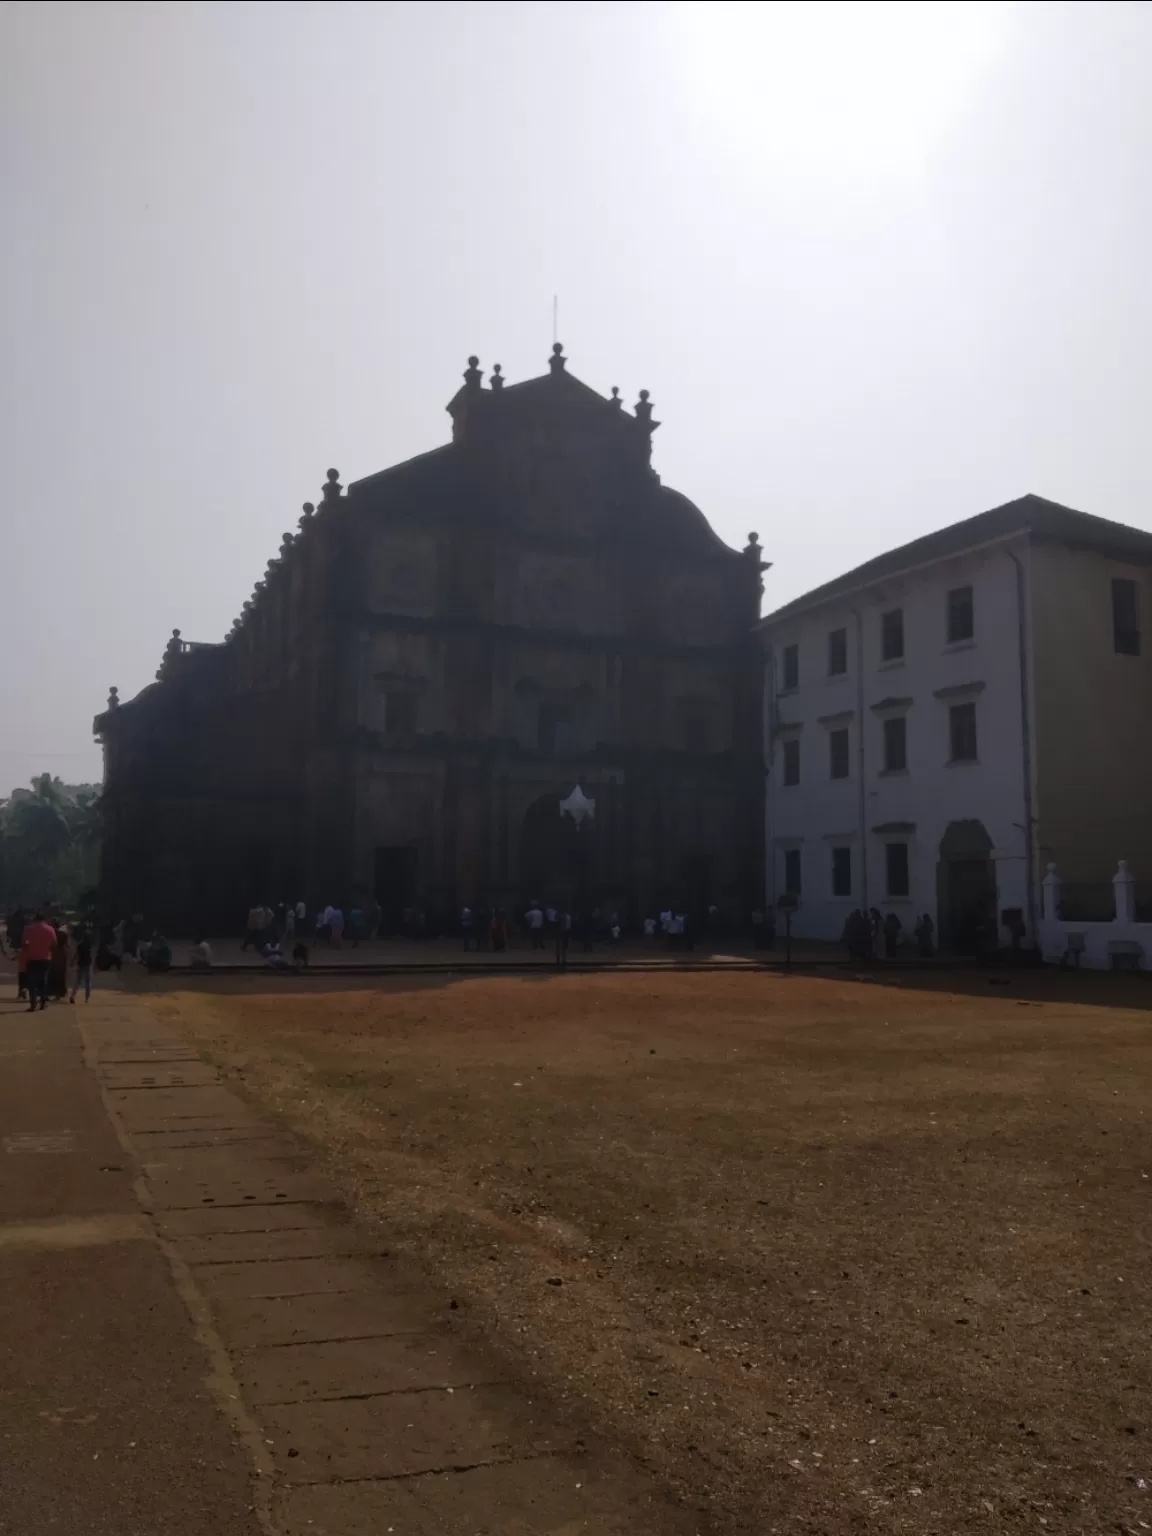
[1113,859,1135,924]
[1041,862,1061,920]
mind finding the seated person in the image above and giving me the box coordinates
[143,935,172,973]
[95,940,122,971]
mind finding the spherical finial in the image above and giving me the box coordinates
[302,500,314,515]
[490,362,504,391]
[463,355,483,388]
[322,469,342,503]
[107,685,120,709]
[552,342,563,356]
[468,355,479,368]
[172,627,181,639]
[638,389,649,402]
[326,468,339,483]
[609,386,622,408]
[747,531,759,546]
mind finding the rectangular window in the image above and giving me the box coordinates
[1113,577,1140,655]
[949,701,978,762]
[784,848,802,896]
[831,845,852,897]
[385,692,417,735]
[828,627,848,676]
[885,841,910,898]
[881,608,904,662]
[782,643,799,690]
[947,585,974,644]
[882,714,907,772]
[782,737,800,786]
[829,727,850,779]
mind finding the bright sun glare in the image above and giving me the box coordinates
[669,0,1009,177]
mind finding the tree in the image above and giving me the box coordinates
[0,776,102,910]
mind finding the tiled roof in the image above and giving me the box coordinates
[762,494,1152,623]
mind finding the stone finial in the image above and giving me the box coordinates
[322,469,342,503]
[549,341,566,375]
[463,355,482,389]
[107,686,120,710]
[298,501,315,531]
[280,532,295,556]
[490,363,504,391]
[609,386,622,408]
[634,388,653,425]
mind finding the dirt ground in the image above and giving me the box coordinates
[144,967,1152,1535]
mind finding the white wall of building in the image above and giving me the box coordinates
[763,538,1034,945]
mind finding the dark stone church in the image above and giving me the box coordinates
[95,347,766,932]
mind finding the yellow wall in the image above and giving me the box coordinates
[1031,541,1152,886]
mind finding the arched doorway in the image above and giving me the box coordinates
[936,820,997,951]
[518,793,588,905]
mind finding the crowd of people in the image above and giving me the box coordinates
[3,907,175,1010]
[840,907,936,962]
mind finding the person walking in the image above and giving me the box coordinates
[20,913,57,1012]
[883,910,902,959]
[327,904,345,948]
[241,904,263,951]
[555,910,571,969]
[48,925,70,1000]
[71,927,94,1003]
[526,901,545,950]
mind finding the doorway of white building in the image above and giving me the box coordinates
[936,820,998,950]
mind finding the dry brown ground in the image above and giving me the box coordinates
[145,968,1152,1535]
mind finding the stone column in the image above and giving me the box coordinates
[1113,859,1135,923]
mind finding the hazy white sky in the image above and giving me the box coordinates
[3,0,1152,794]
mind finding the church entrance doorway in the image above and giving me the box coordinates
[375,845,418,934]
[518,794,587,907]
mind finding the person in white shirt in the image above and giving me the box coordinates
[526,903,545,950]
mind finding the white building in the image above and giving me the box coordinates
[760,495,1152,948]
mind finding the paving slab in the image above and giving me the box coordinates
[238,1332,499,1404]
[276,1457,707,1536]
[194,1253,394,1300]
[179,1224,377,1265]
[158,1199,338,1237]
[211,1286,438,1349]
[262,1382,569,1482]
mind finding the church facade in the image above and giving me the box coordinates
[95,347,766,932]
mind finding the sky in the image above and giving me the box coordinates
[3,0,1152,795]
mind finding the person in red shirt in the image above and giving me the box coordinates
[19,913,57,1013]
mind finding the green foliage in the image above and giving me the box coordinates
[0,775,102,910]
